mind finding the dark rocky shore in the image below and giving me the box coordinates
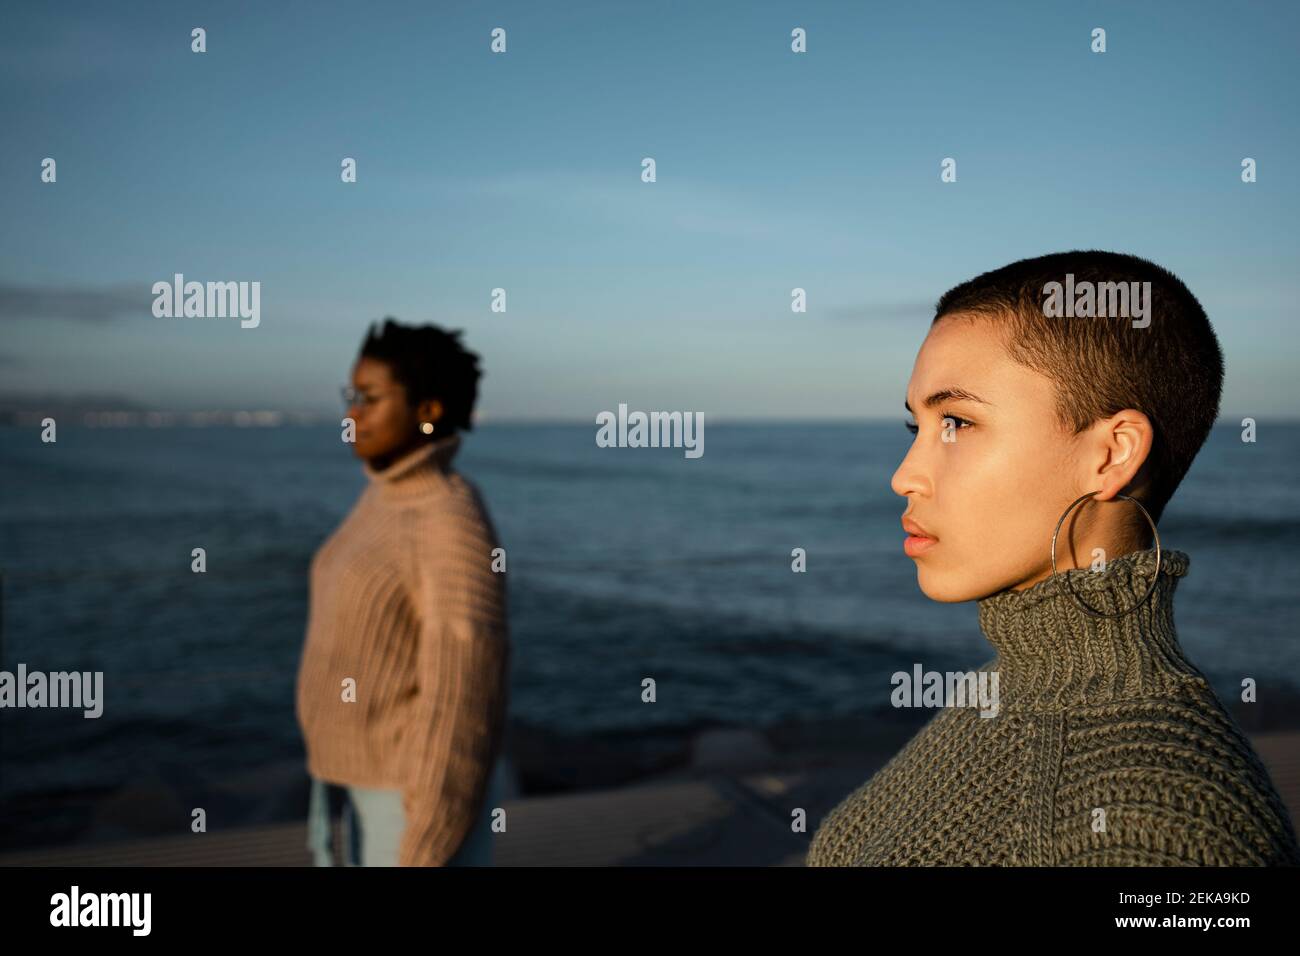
[4,682,1299,855]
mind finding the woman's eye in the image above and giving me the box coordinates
[904,414,972,435]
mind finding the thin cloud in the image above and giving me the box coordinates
[0,282,145,322]
[424,172,795,242]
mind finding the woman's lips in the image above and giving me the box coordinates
[904,534,937,557]
[901,517,938,557]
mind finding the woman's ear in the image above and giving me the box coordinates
[1094,409,1154,501]
[418,398,444,428]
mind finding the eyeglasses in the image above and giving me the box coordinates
[341,386,402,410]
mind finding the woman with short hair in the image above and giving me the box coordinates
[296,318,510,867]
[808,251,1300,867]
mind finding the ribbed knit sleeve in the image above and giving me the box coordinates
[397,485,510,867]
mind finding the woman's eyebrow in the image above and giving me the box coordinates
[903,387,992,413]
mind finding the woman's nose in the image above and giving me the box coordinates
[891,447,929,498]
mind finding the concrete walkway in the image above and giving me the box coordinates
[2,731,1298,866]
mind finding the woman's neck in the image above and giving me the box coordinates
[366,437,432,473]
[1011,527,1156,591]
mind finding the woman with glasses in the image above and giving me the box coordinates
[295,318,511,866]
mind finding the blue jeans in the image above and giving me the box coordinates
[308,760,504,866]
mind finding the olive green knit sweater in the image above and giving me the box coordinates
[806,548,1300,866]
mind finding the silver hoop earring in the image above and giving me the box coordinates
[1049,491,1162,618]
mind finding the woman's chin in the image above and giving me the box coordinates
[914,565,983,604]
[352,442,390,464]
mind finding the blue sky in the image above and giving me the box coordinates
[1,0,1297,420]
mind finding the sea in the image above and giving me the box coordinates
[0,421,1296,848]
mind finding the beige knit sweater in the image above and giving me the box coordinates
[295,433,510,866]
[806,548,1300,866]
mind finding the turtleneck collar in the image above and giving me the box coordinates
[976,547,1203,711]
[362,432,462,497]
